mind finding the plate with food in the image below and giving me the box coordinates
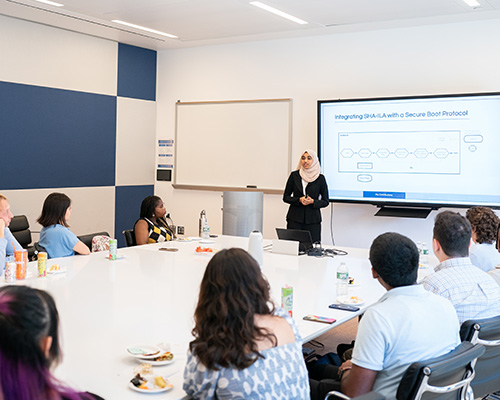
[126,345,162,359]
[129,373,173,393]
[136,352,175,366]
[47,265,66,274]
[336,295,365,306]
[195,246,216,254]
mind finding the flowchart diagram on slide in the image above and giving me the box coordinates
[337,130,483,181]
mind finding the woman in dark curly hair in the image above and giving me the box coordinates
[183,248,309,400]
[466,206,500,272]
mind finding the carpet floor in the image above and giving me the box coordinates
[303,317,358,357]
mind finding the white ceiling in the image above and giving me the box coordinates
[2,0,500,50]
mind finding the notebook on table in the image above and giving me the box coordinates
[275,228,313,255]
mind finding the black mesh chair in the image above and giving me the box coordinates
[460,315,500,398]
[9,215,36,260]
[77,232,110,250]
[325,342,484,400]
[396,342,484,400]
[122,229,136,247]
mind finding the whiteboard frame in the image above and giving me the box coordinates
[173,98,292,194]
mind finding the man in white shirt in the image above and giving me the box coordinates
[423,210,500,323]
[0,194,22,269]
[339,232,460,398]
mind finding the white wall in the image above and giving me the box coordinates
[156,18,500,247]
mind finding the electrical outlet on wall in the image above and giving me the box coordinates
[177,226,184,235]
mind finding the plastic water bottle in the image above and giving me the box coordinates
[199,210,206,237]
[421,242,429,267]
[417,241,423,268]
[202,217,210,239]
[336,262,349,297]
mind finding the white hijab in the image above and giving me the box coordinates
[297,149,321,183]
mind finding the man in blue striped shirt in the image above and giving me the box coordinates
[423,210,500,323]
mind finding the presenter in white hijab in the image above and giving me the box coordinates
[283,150,329,243]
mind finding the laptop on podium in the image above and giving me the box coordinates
[275,228,314,255]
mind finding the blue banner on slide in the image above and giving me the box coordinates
[363,191,406,199]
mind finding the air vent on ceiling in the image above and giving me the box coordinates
[6,0,165,42]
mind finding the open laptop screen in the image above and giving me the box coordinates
[275,228,313,254]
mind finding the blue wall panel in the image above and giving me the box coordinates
[117,43,157,101]
[115,185,154,247]
[0,81,116,190]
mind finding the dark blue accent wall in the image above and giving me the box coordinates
[0,81,116,190]
[117,43,157,101]
[115,185,154,247]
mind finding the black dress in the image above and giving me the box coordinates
[283,170,329,243]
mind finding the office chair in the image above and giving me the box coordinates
[9,215,36,260]
[460,315,500,398]
[325,342,484,400]
[396,342,484,400]
[77,232,110,250]
[122,229,136,247]
[325,391,385,400]
[34,242,47,256]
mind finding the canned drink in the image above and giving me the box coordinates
[5,261,17,283]
[38,252,48,277]
[109,239,117,260]
[281,285,293,317]
[14,249,27,280]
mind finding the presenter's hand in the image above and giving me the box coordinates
[302,195,314,206]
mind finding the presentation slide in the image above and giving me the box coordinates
[319,94,500,206]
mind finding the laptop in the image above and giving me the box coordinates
[275,228,313,255]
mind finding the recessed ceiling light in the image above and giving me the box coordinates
[33,0,64,6]
[112,20,178,39]
[250,1,308,25]
[462,0,481,7]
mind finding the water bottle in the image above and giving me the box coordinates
[417,241,423,268]
[421,242,429,267]
[336,262,349,297]
[202,214,210,239]
[199,210,207,238]
[248,230,264,267]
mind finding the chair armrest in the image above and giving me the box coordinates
[325,391,350,400]
[325,391,386,400]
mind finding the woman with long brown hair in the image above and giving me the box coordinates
[183,248,309,399]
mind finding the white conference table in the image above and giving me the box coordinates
[1,235,394,400]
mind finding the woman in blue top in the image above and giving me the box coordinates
[183,248,309,399]
[37,193,90,258]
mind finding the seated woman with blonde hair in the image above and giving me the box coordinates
[183,248,309,399]
[466,206,500,272]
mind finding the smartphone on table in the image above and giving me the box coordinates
[303,315,336,324]
[329,304,360,312]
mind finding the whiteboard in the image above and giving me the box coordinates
[174,99,292,193]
